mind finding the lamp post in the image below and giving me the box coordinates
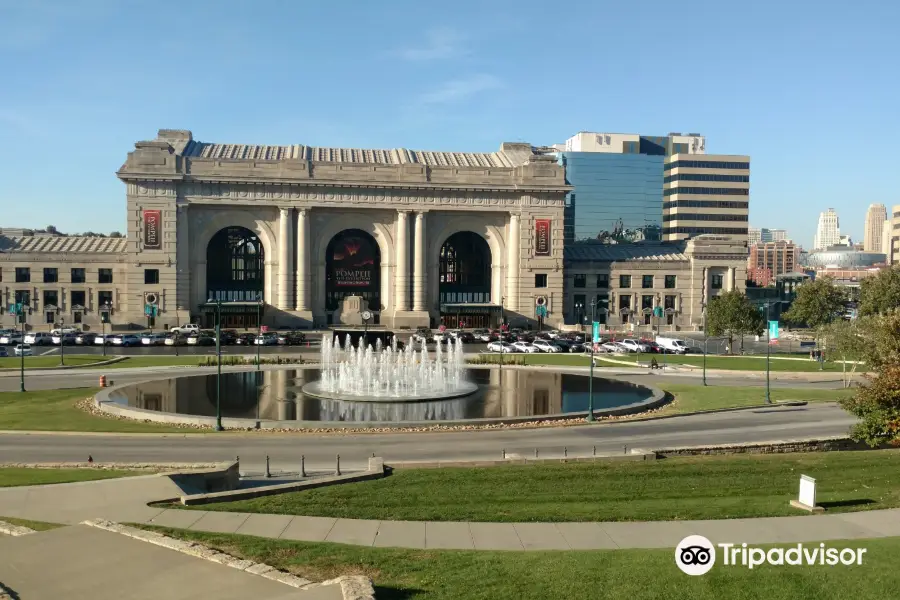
[764,301,772,404]
[587,299,597,422]
[101,303,110,358]
[498,296,505,373]
[256,294,262,371]
[209,297,224,431]
[17,303,26,393]
[701,303,708,386]
[59,319,65,367]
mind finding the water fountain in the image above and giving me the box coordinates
[301,335,479,402]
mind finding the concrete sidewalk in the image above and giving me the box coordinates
[140,507,900,551]
[3,472,899,553]
[0,524,342,600]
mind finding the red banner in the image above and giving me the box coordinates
[143,210,162,249]
[535,219,551,256]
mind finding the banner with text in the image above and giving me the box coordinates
[143,210,162,250]
[535,219,552,256]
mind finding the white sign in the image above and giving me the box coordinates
[798,475,817,508]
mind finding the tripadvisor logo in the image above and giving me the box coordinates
[675,535,867,575]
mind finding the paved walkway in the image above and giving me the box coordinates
[0,524,341,599]
[1,475,900,551]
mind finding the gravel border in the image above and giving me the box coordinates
[82,519,375,600]
[0,519,37,536]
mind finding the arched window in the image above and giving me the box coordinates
[325,229,381,320]
[439,232,491,304]
[206,227,264,302]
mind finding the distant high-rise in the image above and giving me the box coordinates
[864,204,888,252]
[749,227,790,246]
[813,209,841,250]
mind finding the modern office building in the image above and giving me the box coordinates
[864,204,887,252]
[749,227,789,245]
[813,208,841,250]
[662,155,751,243]
[558,131,711,245]
[747,240,800,286]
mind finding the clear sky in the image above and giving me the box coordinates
[2,0,897,249]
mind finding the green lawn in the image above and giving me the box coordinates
[0,516,64,531]
[661,384,851,414]
[187,450,898,522]
[0,355,109,369]
[467,354,594,367]
[0,467,145,487]
[599,353,854,372]
[103,356,208,368]
[0,388,195,432]
[143,527,900,600]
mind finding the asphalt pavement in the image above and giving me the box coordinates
[0,403,856,472]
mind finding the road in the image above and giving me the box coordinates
[0,403,855,472]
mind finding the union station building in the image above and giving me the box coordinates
[0,129,747,333]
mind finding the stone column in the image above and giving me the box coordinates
[295,209,309,311]
[506,213,520,310]
[395,211,409,312]
[727,267,735,291]
[413,211,426,312]
[278,207,293,310]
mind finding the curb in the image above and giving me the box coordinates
[0,355,128,375]
[0,519,37,536]
[82,519,375,600]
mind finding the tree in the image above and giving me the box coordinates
[859,266,900,317]
[45,225,58,234]
[705,291,765,354]
[782,276,846,329]
[842,365,900,447]
[821,319,865,388]
[109,231,123,238]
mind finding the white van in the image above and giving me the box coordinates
[24,332,53,346]
[656,337,690,354]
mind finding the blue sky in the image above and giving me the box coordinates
[2,0,897,248]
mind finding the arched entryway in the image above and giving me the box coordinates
[325,229,381,324]
[204,226,265,328]
[438,231,494,328]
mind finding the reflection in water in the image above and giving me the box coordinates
[109,368,654,423]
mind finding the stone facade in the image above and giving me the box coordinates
[563,235,749,331]
[2,129,570,331]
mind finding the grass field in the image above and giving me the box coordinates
[467,354,594,366]
[661,384,850,414]
[188,450,898,522]
[0,467,145,487]
[0,388,193,432]
[0,516,64,531]
[144,527,900,600]
[598,353,853,372]
[0,355,109,369]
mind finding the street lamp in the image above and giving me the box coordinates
[59,318,66,367]
[256,294,262,371]
[498,296,506,373]
[16,302,27,392]
[701,303,708,387]
[100,303,110,357]
[764,301,772,404]
[586,299,597,422]
[208,297,224,431]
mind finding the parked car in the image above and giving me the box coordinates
[51,332,77,346]
[164,334,187,346]
[454,331,476,344]
[532,339,561,353]
[170,324,201,335]
[24,332,53,346]
[0,347,7,357]
[601,342,622,353]
[76,332,97,345]
[511,341,539,353]
[235,333,257,345]
[141,334,166,346]
[278,331,306,346]
[0,332,24,345]
[656,337,690,354]
[412,328,433,344]
[254,332,279,346]
[111,334,141,347]
[14,344,33,357]
[473,329,492,343]
[94,334,112,346]
[187,331,216,346]
[50,326,80,335]
[486,341,514,353]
